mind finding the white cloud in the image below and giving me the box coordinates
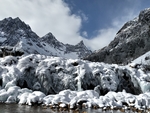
[82,31,88,37]
[84,28,117,51]
[84,8,138,51]
[0,0,83,45]
[77,10,88,22]
[0,0,141,51]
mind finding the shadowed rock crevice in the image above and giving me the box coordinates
[0,47,24,57]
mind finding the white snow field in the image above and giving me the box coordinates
[0,54,150,110]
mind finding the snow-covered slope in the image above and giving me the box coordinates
[41,33,91,59]
[85,8,150,64]
[0,17,91,59]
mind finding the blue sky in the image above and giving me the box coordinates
[65,0,149,38]
[0,0,150,50]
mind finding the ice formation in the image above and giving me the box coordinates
[0,54,149,110]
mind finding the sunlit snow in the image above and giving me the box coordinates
[0,54,149,109]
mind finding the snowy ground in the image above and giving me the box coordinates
[0,54,150,110]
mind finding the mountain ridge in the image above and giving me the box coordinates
[84,8,150,64]
[0,10,150,109]
[0,17,92,59]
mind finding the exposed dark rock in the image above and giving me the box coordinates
[0,47,24,57]
[84,8,150,64]
[115,68,142,95]
[71,62,79,66]
[0,79,2,86]
[65,40,92,58]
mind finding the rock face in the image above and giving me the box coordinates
[0,17,91,59]
[84,8,150,64]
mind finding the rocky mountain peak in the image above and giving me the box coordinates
[41,32,64,49]
[75,40,85,47]
[65,40,92,58]
[74,40,91,53]
[0,17,31,33]
[0,17,91,59]
[84,8,150,64]
[139,8,150,25]
[0,17,39,47]
[42,32,58,42]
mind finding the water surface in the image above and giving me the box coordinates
[0,104,145,113]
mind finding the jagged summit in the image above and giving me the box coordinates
[0,17,91,59]
[84,8,150,64]
[0,17,39,47]
[41,32,58,43]
[41,32,64,48]
[42,32,55,40]
[75,40,85,47]
[139,8,150,25]
[0,17,32,33]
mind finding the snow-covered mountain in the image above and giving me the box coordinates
[1,9,150,110]
[0,17,91,59]
[85,8,150,64]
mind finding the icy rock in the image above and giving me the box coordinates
[18,88,32,94]
[94,85,101,95]
[26,91,45,105]
[5,79,17,90]
[6,96,16,103]
[0,91,8,102]
[43,95,55,105]
[18,92,31,104]
[26,94,39,105]
[32,82,41,91]
[59,103,67,108]
[32,91,46,101]
[7,86,20,96]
